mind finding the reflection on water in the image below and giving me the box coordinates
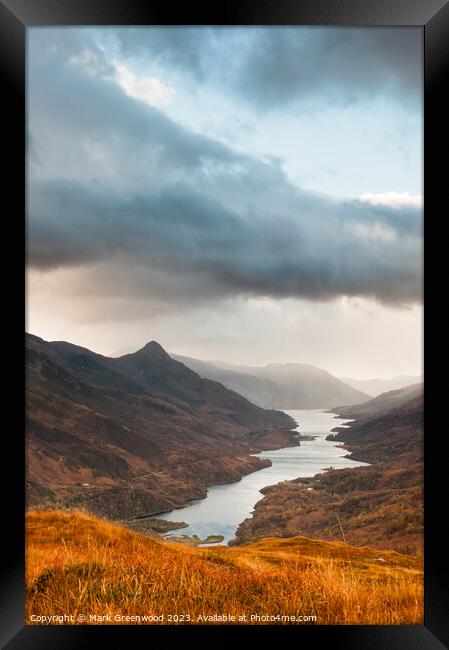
[154,409,368,544]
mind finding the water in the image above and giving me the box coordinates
[153,409,368,544]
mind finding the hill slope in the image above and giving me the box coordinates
[26,510,423,625]
[26,334,295,520]
[172,355,369,409]
[335,383,423,419]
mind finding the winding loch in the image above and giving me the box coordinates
[154,409,368,544]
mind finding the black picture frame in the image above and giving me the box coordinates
[2,0,448,647]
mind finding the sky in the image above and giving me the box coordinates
[26,27,423,379]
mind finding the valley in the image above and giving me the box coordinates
[151,409,368,545]
[232,386,423,556]
[26,334,424,557]
[25,334,424,625]
[22,24,425,631]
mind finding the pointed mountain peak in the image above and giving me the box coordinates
[137,340,171,361]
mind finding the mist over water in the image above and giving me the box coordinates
[154,409,368,544]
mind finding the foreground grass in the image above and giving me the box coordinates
[26,510,423,625]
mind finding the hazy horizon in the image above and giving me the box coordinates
[25,330,422,383]
[26,27,423,379]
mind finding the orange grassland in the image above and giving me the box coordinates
[26,510,423,625]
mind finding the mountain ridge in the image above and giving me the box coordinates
[26,333,296,521]
[171,354,369,409]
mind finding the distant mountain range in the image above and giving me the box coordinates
[340,375,422,397]
[26,334,295,520]
[172,355,369,409]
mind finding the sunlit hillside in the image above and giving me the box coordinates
[26,511,423,625]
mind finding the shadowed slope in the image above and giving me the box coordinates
[26,334,295,520]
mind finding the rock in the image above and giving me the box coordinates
[202,535,225,544]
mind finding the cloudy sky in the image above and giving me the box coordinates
[26,27,423,378]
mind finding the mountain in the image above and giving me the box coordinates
[233,392,423,555]
[341,375,422,397]
[171,355,291,409]
[334,383,423,419]
[172,355,369,409]
[26,334,295,520]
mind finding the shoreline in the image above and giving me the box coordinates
[231,398,423,555]
[154,410,357,544]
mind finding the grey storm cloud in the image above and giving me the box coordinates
[114,26,422,108]
[29,172,422,305]
[27,28,422,306]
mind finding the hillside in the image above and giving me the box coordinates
[172,355,369,409]
[341,375,422,397]
[335,383,423,419]
[233,394,423,556]
[172,355,290,409]
[26,334,295,520]
[26,510,423,625]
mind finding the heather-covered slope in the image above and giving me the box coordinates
[26,334,295,519]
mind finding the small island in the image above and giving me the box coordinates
[165,533,225,547]
[122,517,188,537]
[296,433,317,441]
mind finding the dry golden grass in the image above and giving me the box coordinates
[26,510,423,625]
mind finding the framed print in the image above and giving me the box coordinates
[1,0,448,647]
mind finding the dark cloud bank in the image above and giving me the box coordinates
[115,26,422,109]
[27,29,422,307]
